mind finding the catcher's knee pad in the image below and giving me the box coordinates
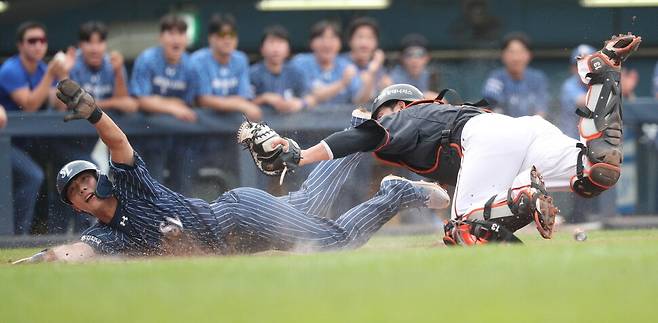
[571,34,641,198]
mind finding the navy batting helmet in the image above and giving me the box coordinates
[56,160,99,204]
[371,83,424,119]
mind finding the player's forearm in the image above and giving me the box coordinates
[13,242,96,264]
[97,96,139,113]
[300,142,332,166]
[94,112,129,150]
[18,74,55,111]
[113,70,129,97]
[311,80,347,104]
[137,96,186,115]
[198,95,253,112]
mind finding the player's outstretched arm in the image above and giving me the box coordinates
[56,79,135,166]
[12,242,96,264]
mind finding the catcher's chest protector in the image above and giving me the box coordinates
[372,102,485,185]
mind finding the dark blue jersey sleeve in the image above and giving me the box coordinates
[109,153,163,201]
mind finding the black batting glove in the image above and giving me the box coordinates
[56,79,103,123]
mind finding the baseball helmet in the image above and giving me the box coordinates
[371,83,424,119]
[56,160,101,204]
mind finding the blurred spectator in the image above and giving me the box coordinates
[342,17,391,102]
[69,21,137,113]
[621,68,639,101]
[250,25,314,114]
[482,32,549,117]
[290,20,361,106]
[654,61,658,98]
[559,44,595,139]
[0,21,73,112]
[389,34,438,98]
[450,0,501,46]
[193,13,261,121]
[129,14,201,193]
[0,104,44,234]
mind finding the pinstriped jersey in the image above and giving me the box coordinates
[481,67,549,117]
[79,153,224,255]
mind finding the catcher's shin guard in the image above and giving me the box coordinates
[443,167,559,246]
[571,33,641,198]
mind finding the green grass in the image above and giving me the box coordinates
[1,230,658,323]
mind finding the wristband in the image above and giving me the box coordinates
[87,107,103,124]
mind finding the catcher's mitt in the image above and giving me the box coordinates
[237,120,301,184]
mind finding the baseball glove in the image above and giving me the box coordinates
[237,120,301,184]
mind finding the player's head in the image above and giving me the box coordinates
[159,14,188,63]
[208,13,238,57]
[400,33,429,78]
[260,25,290,65]
[309,20,342,63]
[57,160,112,213]
[79,21,108,68]
[346,17,379,61]
[371,84,424,119]
[16,21,48,62]
[501,32,532,77]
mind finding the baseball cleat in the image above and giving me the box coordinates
[381,175,450,209]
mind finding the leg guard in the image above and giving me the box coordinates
[444,167,559,246]
[571,33,641,198]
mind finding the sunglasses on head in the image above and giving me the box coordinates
[216,30,237,38]
[25,37,47,45]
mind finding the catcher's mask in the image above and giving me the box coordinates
[371,83,424,119]
[57,160,113,205]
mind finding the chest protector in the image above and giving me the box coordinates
[369,90,490,185]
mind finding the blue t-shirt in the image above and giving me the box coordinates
[69,52,127,100]
[129,47,200,105]
[79,153,223,255]
[481,67,549,117]
[290,53,361,105]
[0,55,53,111]
[389,65,431,93]
[559,74,587,139]
[249,61,307,99]
[191,48,252,98]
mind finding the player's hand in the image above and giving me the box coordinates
[342,65,357,87]
[11,249,56,265]
[0,106,7,128]
[56,79,103,123]
[109,51,124,72]
[172,106,197,123]
[368,49,386,72]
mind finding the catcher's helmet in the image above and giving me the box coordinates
[371,83,424,118]
[56,160,100,204]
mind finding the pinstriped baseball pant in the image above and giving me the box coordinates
[209,153,427,251]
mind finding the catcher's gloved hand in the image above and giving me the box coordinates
[11,249,55,265]
[56,79,103,123]
[237,120,302,184]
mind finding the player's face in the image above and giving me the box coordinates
[210,25,238,57]
[261,36,289,65]
[310,28,341,64]
[402,49,429,77]
[67,171,102,214]
[501,40,531,76]
[349,26,378,62]
[160,29,188,63]
[18,28,48,62]
[79,33,107,68]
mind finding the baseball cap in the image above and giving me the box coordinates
[570,44,596,64]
